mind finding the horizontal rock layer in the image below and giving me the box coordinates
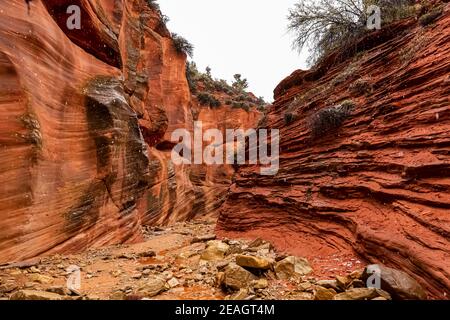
[218,6,450,299]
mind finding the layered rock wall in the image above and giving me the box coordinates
[0,0,259,263]
[218,6,450,299]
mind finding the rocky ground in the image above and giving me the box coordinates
[0,220,427,300]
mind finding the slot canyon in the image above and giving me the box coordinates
[0,0,448,301]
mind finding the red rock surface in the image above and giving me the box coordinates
[217,5,450,299]
[0,0,260,264]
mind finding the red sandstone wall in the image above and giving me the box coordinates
[0,0,259,263]
[217,6,450,299]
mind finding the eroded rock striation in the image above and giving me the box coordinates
[217,5,450,299]
[0,0,260,263]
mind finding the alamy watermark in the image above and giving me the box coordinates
[367,5,382,30]
[66,5,81,30]
[171,121,280,176]
[366,264,382,289]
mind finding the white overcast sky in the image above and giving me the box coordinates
[159,0,308,102]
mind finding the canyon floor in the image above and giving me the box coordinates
[0,220,400,301]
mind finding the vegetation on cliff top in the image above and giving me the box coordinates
[186,62,267,111]
[288,0,417,65]
[172,33,194,58]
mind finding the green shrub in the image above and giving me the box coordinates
[161,14,170,25]
[146,0,160,11]
[419,7,443,26]
[231,101,250,112]
[310,100,354,138]
[186,62,198,93]
[197,92,221,108]
[210,98,221,108]
[284,112,296,125]
[172,33,194,58]
[349,78,373,95]
[232,74,249,91]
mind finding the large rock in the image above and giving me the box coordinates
[333,288,391,301]
[316,280,340,292]
[314,286,337,300]
[236,255,272,270]
[252,279,269,289]
[223,263,258,290]
[362,265,427,300]
[274,256,312,279]
[201,241,230,261]
[10,290,63,300]
[29,274,53,285]
[136,276,168,298]
[228,288,249,300]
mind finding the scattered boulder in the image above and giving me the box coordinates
[29,266,40,273]
[109,291,127,300]
[298,282,314,292]
[215,260,230,271]
[333,288,391,301]
[28,274,53,285]
[372,297,388,301]
[316,280,340,292]
[191,234,216,244]
[110,270,122,278]
[117,253,135,260]
[248,238,268,248]
[215,272,225,287]
[201,241,230,261]
[138,250,156,258]
[9,269,22,276]
[167,277,180,288]
[142,269,152,276]
[46,286,69,296]
[228,288,249,300]
[136,276,167,298]
[223,263,257,290]
[275,253,289,262]
[362,265,427,300]
[335,275,352,291]
[289,292,315,300]
[236,255,272,270]
[274,256,312,279]
[252,279,269,289]
[0,283,18,294]
[349,269,363,280]
[314,286,337,300]
[10,290,63,300]
[350,279,365,288]
[247,239,273,254]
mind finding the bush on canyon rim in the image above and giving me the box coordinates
[288,0,415,65]
[197,92,221,108]
[146,0,160,10]
[172,33,194,58]
[284,112,297,125]
[186,62,267,111]
[310,100,355,138]
[419,7,443,26]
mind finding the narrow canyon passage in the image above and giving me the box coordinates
[0,0,448,301]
